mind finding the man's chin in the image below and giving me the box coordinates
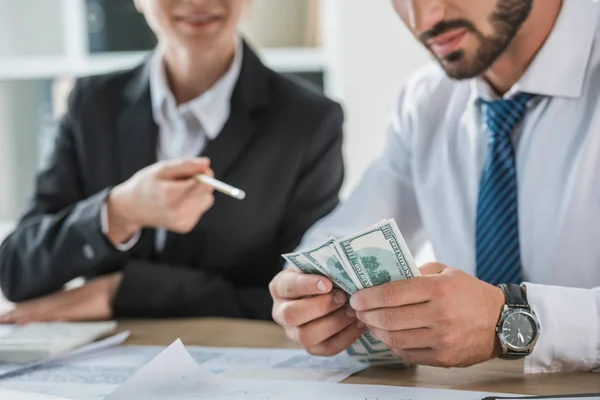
[439,59,482,80]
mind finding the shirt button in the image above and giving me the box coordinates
[83,244,95,260]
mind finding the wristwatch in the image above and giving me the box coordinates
[496,283,540,359]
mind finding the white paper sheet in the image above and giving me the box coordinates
[0,325,15,339]
[105,340,495,400]
[0,341,367,399]
[0,388,71,400]
[184,345,366,382]
[105,339,224,400]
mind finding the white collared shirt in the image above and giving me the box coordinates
[149,41,243,252]
[299,0,600,373]
[101,40,243,252]
[150,41,243,161]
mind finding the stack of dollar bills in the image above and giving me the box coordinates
[283,219,420,367]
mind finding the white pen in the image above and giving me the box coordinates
[193,174,246,200]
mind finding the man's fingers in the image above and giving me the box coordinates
[394,348,442,367]
[419,262,446,276]
[306,321,367,357]
[356,302,430,331]
[286,306,357,349]
[350,278,431,311]
[155,158,211,180]
[273,290,347,327]
[269,269,332,300]
[350,265,450,312]
[368,327,435,350]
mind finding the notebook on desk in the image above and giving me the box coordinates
[0,321,117,363]
[0,388,71,399]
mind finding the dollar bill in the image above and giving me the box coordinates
[328,243,363,289]
[347,335,411,367]
[333,218,420,289]
[347,333,395,359]
[301,238,359,295]
[282,253,323,275]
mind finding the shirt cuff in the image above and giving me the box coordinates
[100,202,141,251]
[523,282,600,373]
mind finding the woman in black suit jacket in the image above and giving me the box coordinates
[0,0,343,322]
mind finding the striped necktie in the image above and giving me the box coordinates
[476,93,534,286]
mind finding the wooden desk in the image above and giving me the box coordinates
[119,318,600,396]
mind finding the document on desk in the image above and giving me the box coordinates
[0,325,15,338]
[185,345,367,381]
[106,339,492,400]
[0,341,367,399]
[0,332,130,400]
[0,388,71,399]
[0,331,130,378]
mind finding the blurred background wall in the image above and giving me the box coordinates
[336,0,430,196]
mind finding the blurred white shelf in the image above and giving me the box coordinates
[0,53,147,80]
[261,47,328,73]
[0,47,328,80]
[0,221,15,244]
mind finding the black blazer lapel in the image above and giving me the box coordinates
[117,60,158,184]
[200,41,271,179]
[116,59,159,256]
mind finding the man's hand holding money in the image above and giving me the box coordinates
[270,269,367,356]
[272,219,508,368]
[351,263,506,368]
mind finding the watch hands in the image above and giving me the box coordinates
[517,329,525,344]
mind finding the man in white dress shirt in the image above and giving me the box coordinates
[270,0,600,373]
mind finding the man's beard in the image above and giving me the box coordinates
[420,0,533,80]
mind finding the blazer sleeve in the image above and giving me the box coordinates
[112,260,273,320]
[277,102,345,254]
[0,81,126,302]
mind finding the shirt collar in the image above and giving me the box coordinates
[149,38,243,140]
[471,0,599,102]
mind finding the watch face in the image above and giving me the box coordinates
[501,311,539,350]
